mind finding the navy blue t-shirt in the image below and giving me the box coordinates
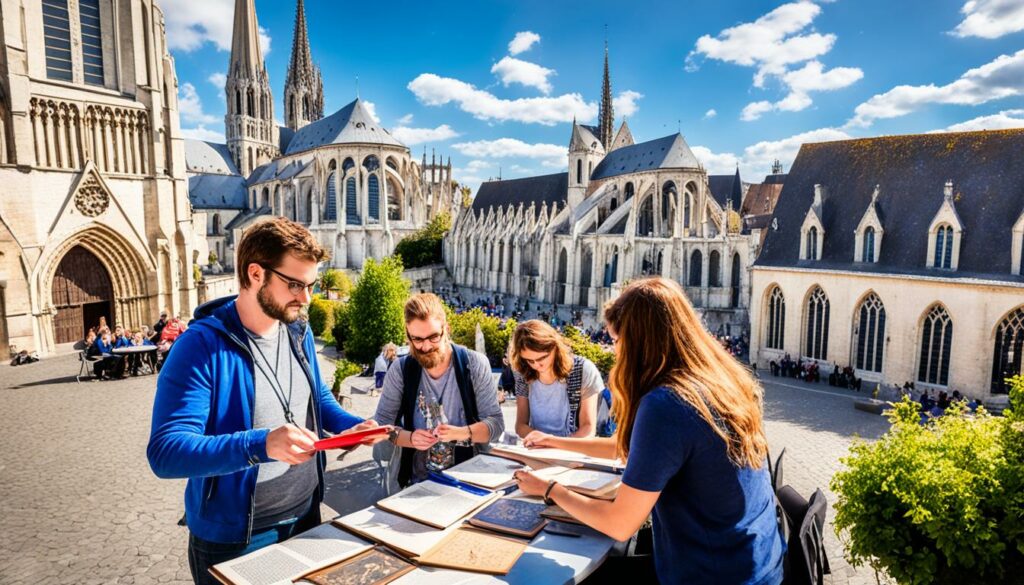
[621,386,785,585]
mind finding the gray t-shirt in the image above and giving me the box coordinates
[246,324,317,528]
[520,358,603,437]
[373,346,504,481]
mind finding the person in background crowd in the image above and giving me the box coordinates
[152,311,168,342]
[372,343,398,397]
[128,330,156,376]
[499,355,516,405]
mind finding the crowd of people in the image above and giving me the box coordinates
[82,312,187,379]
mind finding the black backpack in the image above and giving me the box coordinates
[778,485,831,585]
[394,344,480,488]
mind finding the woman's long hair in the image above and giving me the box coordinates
[509,320,574,383]
[605,278,768,468]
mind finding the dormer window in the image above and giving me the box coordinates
[807,227,819,259]
[934,225,953,269]
[862,227,875,263]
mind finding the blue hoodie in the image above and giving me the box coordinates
[147,296,363,544]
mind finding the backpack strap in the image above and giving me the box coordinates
[565,357,584,434]
[451,345,479,425]
[396,355,422,488]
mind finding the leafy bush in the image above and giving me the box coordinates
[318,268,352,300]
[831,377,1024,584]
[332,359,365,394]
[446,307,515,367]
[562,326,615,377]
[345,257,409,363]
[330,302,352,352]
[394,213,451,268]
[307,296,337,337]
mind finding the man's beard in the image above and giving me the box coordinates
[257,282,305,324]
[411,341,449,369]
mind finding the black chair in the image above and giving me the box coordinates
[77,349,99,383]
[772,447,786,493]
[778,486,831,585]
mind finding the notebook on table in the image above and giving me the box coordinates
[415,526,528,575]
[300,546,415,585]
[466,497,548,539]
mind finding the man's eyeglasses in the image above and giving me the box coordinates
[407,331,444,345]
[264,266,316,296]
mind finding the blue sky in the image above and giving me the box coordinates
[164,0,1024,192]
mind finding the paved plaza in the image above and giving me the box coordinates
[0,349,892,585]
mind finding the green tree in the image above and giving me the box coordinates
[394,213,452,268]
[345,257,409,363]
[318,268,352,300]
[562,325,615,377]
[330,302,352,352]
[446,307,515,367]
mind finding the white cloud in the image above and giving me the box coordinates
[613,90,643,118]
[391,124,460,145]
[688,2,861,120]
[491,56,556,94]
[935,108,1024,132]
[362,101,381,123]
[208,72,226,87]
[178,82,219,125]
[451,138,566,167]
[951,0,1024,39]
[508,31,541,55]
[466,160,494,171]
[397,113,414,125]
[161,0,270,54]
[704,109,717,119]
[847,49,1024,127]
[180,125,226,143]
[408,73,596,125]
[741,101,774,121]
[692,127,851,179]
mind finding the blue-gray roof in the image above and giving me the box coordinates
[472,173,568,213]
[284,98,404,154]
[247,158,310,185]
[188,174,247,210]
[184,139,240,176]
[590,133,700,180]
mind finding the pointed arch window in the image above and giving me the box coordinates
[637,196,654,237]
[807,227,819,260]
[766,286,785,350]
[684,192,692,229]
[709,250,721,287]
[624,182,634,201]
[862,227,875,263]
[918,305,952,385]
[854,293,886,373]
[992,306,1024,394]
[804,286,830,360]
[689,249,703,287]
[42,0,73,82]
[79,0,105,86]
[368,175,380,222]
[934,224,953,269]
[345,177,358,225]
[576,159,583,185]
[323,173,337,221]
[730,253,741,308]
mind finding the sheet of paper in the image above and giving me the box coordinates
[444,454,525,489]
[375,480,497,529]
[333,506,460,558]
[552,468,621,492]
[493,444,623,470]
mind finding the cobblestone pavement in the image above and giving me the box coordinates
[1,351,893,585]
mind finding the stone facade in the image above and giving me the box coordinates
[0,0,198,356]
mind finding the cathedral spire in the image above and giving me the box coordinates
[225,0,278,176]
[598,38,614,151]
[284,0,324,131]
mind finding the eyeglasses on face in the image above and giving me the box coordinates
[264,266,316,296]
[407,331,444,345]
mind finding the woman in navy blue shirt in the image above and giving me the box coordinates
[515,277,784,584]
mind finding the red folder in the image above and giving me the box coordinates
[313,426,392,451]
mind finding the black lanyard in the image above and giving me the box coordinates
[247,324,296,425]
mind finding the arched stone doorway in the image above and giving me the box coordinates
[52,245,114,343]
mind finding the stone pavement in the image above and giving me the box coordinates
[0,351,893,585]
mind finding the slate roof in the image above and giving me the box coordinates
[471,173,568,213]
[707,169,743,208]
[741,175,786,216]
[284,98,404,154]
[279,126,295,152]
[188,174,247,210]
[184,140,240,176]
[248,158,309,186]
[755,129,1024,283]
[590,133,701,181]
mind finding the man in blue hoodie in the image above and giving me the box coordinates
[147,217,386,585]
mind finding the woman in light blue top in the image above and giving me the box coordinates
[511,320,602,440]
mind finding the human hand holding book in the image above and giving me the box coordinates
[313,422,394,451]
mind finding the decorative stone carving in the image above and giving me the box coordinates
[74,175,110,217]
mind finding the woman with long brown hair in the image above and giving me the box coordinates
[509,320,602,439]
[515,278,784,584]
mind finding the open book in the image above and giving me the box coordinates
[373,478,499,529]
[443,454,527,490]
[333,506,462,559]
[209,522,372,585]
[533,466,621,499]
[490,444,623,474]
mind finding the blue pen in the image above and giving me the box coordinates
[428,471,492,496]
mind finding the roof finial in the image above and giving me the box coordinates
[944,179,954,202]
[871,184,880,203]
[355,75,360,99]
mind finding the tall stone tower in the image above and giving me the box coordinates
[283,0,324,131]
[598,41,614,151]
[225,0,279,177]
